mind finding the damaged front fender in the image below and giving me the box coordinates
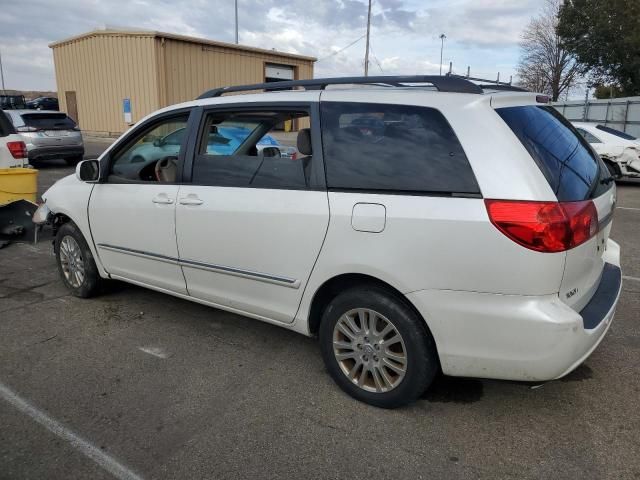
[32,202,52,225]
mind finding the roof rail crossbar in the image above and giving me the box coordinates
[445,73,529,92]
[197,75,484,99]
[477,84,529,92]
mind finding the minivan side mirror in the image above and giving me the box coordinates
[76,159,100,182]
[261,146,281,158]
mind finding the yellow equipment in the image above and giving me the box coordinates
[0,168,38,204]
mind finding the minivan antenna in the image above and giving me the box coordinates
[0,49,6,94]
[364,0,372,76]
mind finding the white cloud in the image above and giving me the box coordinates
[0,0,539,90]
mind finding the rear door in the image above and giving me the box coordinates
[175,101,329,323]
[496,106,616,311]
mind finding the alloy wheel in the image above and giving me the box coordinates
[59,235,85,288]
[332,308,407,393]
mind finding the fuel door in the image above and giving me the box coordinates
[351,202,386,233]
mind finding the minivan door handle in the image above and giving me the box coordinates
[152,193,174,204]
[179,194,204,206]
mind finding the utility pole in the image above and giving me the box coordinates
[234,0,239,44]
[439,34,446,75]
[364,0,372,76]
[0,48,5,94]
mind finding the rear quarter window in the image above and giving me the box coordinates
[496,106,604,201]
[320,102,480,194]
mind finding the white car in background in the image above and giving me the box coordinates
[0,110,28,168]
[573,122,640,179]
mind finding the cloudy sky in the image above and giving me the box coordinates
[0,0,541,91]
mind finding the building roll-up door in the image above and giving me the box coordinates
[265,64,295,82]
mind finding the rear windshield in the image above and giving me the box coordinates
[21,113,76,130]
[496,106,603,201]
[596,125,637,140]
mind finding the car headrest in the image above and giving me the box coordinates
[297,128,312,156]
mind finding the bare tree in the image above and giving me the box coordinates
[516,0,581,100]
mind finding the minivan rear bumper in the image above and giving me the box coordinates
[406,241,622,382]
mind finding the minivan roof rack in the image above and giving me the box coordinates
[446,74,528,93]
[197,74,529,99]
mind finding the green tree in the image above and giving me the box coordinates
[593,84,625,99]
[558,0,640,96]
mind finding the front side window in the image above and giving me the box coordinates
[191,110,311,189]
[320,102,479,194]
[110,115,189,183]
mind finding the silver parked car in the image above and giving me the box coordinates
[4,110,84,165]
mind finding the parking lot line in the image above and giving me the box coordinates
[617,206,640,211]
[623,275,640,283]
[137,346,171,358]
[0,381,144,480]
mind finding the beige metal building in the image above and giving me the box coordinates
[49,29,316,136]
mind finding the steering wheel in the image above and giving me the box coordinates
[155,156,178,183]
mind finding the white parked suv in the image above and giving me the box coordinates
[34,76,622,408]
[0,110,28,168]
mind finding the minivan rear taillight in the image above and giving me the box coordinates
[7,141,27,159]
[485,199,598,253]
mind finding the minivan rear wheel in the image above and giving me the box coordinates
[319,286,438,408]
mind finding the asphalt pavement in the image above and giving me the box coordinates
[0,139,639,479]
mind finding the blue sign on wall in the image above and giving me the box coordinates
[123,98,132,123]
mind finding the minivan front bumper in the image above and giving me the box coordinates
[406,240,622,382]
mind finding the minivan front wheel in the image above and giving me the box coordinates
[55,222,102,298]
[319,286,438,408]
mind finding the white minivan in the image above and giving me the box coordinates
[34,76,622,408]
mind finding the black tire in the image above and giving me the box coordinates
[319,286,438,408]
[65,155,83,166]
[54,222,102,298]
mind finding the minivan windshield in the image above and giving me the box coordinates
[496,106,603,201]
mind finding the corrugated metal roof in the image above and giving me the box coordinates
[49,28,317,62]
